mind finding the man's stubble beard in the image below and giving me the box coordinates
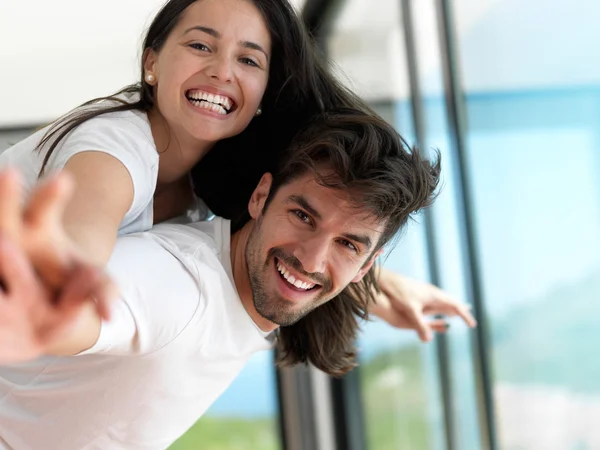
[244,216,332,327]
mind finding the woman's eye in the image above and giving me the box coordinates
[189,43,210,52]
[240,57,259,67]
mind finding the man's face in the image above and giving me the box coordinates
[245,171,385,327]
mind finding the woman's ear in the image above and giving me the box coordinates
[143,48,158,85]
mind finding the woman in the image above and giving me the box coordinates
[2,0,474,341]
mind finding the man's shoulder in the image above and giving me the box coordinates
[149,218,229,258]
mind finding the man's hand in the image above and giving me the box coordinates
[0,169,116,362]
[369,267,477,342]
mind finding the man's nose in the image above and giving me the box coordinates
[292,236,329,276]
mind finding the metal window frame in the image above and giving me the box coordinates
[434,0,498,448]
[400,1,456,449]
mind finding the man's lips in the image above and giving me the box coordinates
[275,258,319,291]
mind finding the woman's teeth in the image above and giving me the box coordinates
[187,90,233,114]
[190,100,228,115]
[277,261,316,291]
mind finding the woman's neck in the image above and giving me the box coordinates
[147,109,215,187]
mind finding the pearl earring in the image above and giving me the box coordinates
[145,74,155,83]
[255,107,262,116]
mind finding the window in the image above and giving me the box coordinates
[327,1,448,448]
[357,225,446,450]
[454,0,600,447]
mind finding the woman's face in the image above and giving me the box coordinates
[145,0,271,146]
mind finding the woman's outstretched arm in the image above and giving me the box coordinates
[0,169,116,362]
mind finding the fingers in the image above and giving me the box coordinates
[27,242,74,289]
[24,172,74,230]
[58,265,101,307]
[453,305,477,328]
[56,264,117,322]
[428,319,450,334]
[22,174,77,288]
[50,265,102,331]
[405,306,434,342]
[93,272,118,321]
[0,169,24,242]
[425,295,478,328]
[0,230,44,305]
[42,264,104,343]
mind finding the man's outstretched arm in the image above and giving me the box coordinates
[369,267,477,342]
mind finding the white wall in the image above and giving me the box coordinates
[0,0,305,128]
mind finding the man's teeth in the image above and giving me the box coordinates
[277,261,316,291]
[187,91,232,111]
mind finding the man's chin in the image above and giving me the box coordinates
[254,302,306,327]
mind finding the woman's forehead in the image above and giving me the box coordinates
[175,0,272,50]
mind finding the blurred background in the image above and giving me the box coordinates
[1,0,599,449]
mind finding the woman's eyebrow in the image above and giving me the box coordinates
[183,26,269,61]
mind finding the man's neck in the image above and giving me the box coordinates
[230,222,279,333]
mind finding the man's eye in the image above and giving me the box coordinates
[294,210,310,223]
[340,239,358,253]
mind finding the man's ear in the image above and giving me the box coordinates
[351,249,384,283]
[248,173,273,219]
[142,48,158,84]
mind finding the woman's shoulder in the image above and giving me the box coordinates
[73,105,153,143]
[46,102,157,168]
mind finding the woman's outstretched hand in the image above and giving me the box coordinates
[0,169,116,363]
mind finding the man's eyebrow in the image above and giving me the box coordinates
[183,26,269,61]
[287,195,322,221]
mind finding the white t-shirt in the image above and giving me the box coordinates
[0,218,274,450]
[0,106,159,235]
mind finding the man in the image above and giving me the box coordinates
[0,109,474,449]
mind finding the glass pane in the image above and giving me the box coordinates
[169,351,281,450]
[407,1,483,447]
[358,219,446,450]
[455,0,600,448]
[327,0,451,447]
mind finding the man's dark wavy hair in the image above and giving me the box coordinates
[264,108,441,377]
